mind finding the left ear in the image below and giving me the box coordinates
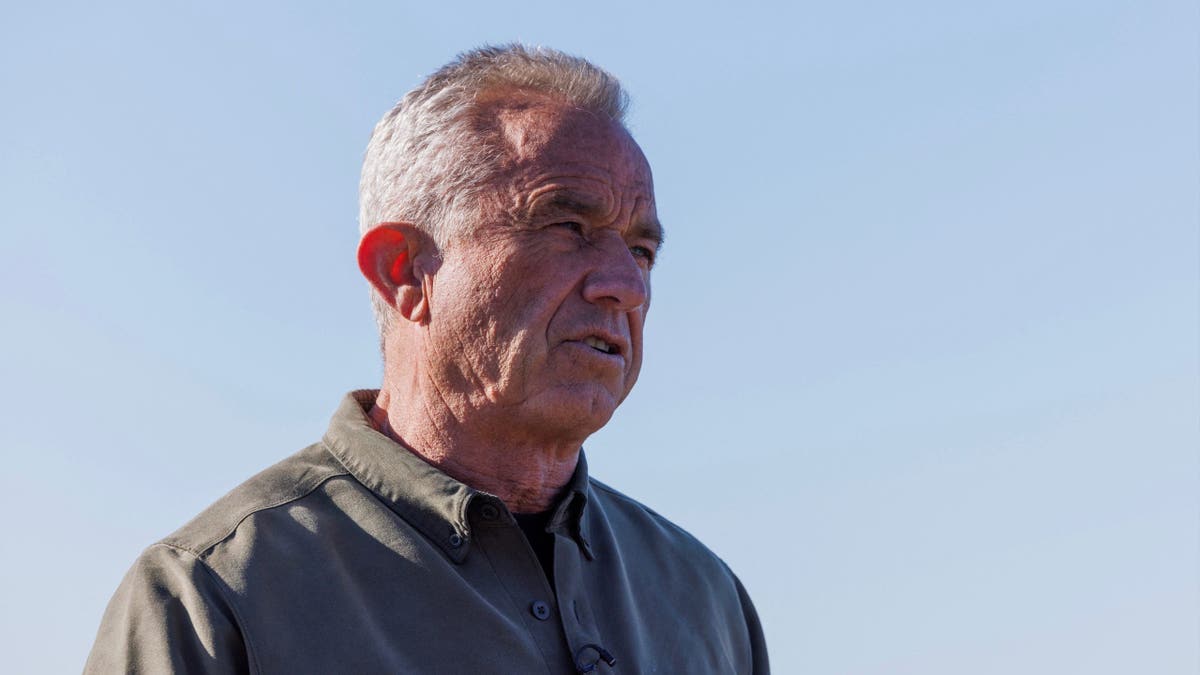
[357,222,433,323]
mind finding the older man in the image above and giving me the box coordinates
[86,45,768,674]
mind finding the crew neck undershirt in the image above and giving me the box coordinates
[513,511,555,592]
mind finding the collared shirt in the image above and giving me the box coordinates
[86,391,769,674]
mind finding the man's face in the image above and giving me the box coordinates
[422,96,661,441]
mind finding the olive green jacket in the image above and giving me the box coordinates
[86,391,769,674]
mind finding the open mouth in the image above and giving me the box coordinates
[581,336,620,355]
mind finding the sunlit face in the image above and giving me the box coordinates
[422,95,661,440]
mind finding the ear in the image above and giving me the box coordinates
[357,223,433,323]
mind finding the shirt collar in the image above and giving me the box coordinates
[322,390,593,563]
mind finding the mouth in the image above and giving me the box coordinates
[581,335,621,355]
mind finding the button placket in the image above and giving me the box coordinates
[471,517,576,670]
[552,535,614,672]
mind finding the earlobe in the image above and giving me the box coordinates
[358,223,430,323]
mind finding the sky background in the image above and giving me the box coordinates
[2,1,1197,672]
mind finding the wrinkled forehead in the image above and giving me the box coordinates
[476,92,655,197]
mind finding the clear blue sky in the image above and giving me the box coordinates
[2,1,1196,672]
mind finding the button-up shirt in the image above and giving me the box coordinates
[86,391,769,673]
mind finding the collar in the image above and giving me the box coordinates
[322,390,594,564]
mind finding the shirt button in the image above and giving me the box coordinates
[480,504,499,520]
[530,600,551,621]
[448,533,463,547]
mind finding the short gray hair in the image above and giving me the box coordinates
[359,44,630,334]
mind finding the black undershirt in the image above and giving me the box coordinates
[513,511,556,592]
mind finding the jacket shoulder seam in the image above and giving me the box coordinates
[164,461,349,558]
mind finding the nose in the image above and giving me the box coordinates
[582,235,649,311]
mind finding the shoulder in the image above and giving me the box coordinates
[587,478,699,538]
[586,477,736,578]
[160,441,350,558]
[585,477,768,671]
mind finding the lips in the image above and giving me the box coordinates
[566,329,627,358]
[582,336,618,354]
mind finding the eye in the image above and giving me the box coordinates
[555,221,584,234]
[630,245,656,267]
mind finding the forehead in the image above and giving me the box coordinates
[480,94,656,209]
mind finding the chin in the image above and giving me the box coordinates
[525,385,622,439]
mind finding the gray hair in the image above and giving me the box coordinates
[358,44,630,335]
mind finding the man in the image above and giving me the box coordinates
[86,45,769,674]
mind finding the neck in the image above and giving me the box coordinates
[368,388,581,514]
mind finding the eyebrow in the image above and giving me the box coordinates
[632,219,665,250]
[542,193,603,219]
[542,193,666,248]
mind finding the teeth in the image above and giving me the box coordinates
[583,336,613,353]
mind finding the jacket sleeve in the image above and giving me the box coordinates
[734,574,771,675]
[84,544,251,674]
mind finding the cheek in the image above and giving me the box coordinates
[427,267,507,369]
[467,271,557,374]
